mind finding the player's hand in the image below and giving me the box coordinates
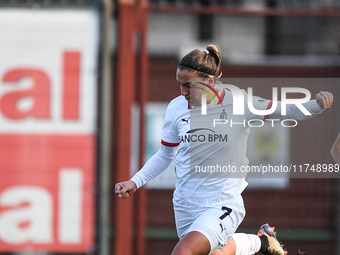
[316,91,333,109]
[115,180,137,199]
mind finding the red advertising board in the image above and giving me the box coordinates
[0,135,95,252]
[0,10,99,252]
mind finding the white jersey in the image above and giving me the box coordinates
[161,89,272,208]
[130,87,323,251]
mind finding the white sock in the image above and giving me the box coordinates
[232,233,262,255]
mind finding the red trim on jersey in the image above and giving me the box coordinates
[161,140,180,147]
[201,83,223,105]
[188,88,225,108]
[217,89,226,105]
[263,101,273,121]
[247,235,253,252]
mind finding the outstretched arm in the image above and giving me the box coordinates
[331,133,340,164]
[269,91,333,120]
[115,144,178,199]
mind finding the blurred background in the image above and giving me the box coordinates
[0,0,339,255]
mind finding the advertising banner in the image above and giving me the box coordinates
[0,9,99,252]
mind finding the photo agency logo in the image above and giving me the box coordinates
[200,84,312,128]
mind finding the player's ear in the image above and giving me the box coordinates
[208,75,214,86]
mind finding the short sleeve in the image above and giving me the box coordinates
[161,102,180,147]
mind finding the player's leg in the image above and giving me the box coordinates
[220,224,287,255]
[229,233,262,255]
[173,203,215,255]
[174,207,240,255]
[172,216,226,255]
[173,200,244,255]
[171,231,211,255]
[210,238,236,255]
[210,232,265,255]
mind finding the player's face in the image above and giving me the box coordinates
[176,69,214,106]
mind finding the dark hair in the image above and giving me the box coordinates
[178,45,222,79]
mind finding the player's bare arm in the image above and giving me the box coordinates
[331,133,340,164]
[115,180,137,199]
[315,91,333,109]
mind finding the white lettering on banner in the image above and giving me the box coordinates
[0,169,83,245]
[59,169,83,244]
[0,187,53,244]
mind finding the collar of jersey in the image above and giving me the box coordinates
[188,88,226,109]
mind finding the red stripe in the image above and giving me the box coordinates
[246,235,253,252]
[161,140,180,147]
[202,83,223,105]
[217,89,226,105]
[263,101,273,121]
[188,89,225,108]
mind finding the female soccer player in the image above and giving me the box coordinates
[115,45,333,255]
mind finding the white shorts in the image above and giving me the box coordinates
[173,196,246,254]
